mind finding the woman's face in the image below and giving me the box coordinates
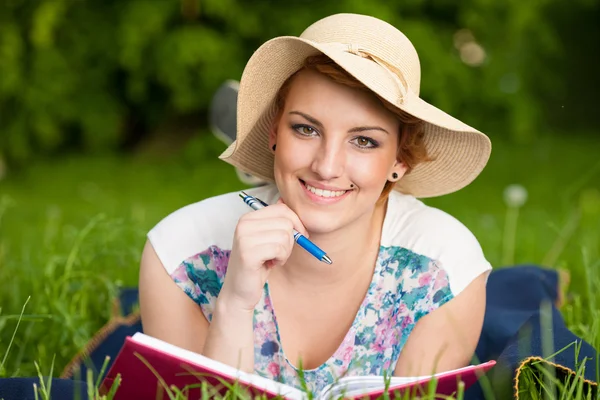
[270,69,407,234]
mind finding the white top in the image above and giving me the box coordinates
[148,183,491,301]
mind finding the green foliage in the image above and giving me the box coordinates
[0,0,247,165]
[0,0,598,164]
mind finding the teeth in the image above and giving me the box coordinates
[304,183,347,198]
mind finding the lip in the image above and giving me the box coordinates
[299,179,352,204]
[301,180,351,191]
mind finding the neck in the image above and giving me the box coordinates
[278,199,388,289]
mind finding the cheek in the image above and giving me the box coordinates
[274,137,316,173]
[347,153,391,188]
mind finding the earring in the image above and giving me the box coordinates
[272,144,276,151]
[392,172,398,180]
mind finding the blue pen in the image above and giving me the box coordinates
[239,191,333,265]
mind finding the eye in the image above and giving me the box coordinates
[292,124,318,136]
[352,136,378,149]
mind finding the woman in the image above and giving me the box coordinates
[139,13,493,394]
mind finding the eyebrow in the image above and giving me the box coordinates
[288,111,389,135]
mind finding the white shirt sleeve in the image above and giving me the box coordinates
[382,192,492,297]
[146,184,280,274]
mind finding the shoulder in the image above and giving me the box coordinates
[147,184,280,274]
[381,191,492,296]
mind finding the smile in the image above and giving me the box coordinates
[304,183,347,197]
[299,179,352,203]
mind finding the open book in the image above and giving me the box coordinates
[101,333,495,399]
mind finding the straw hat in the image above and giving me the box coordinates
[219,13,491,198]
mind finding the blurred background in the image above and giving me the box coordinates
[0,0,599,378]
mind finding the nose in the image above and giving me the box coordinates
[310,140,345,181]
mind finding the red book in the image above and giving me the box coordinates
[101,333,496,399]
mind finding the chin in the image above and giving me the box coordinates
[295,209,344,235]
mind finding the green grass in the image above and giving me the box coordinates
[0,131,599,399]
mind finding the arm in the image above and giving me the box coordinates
[139,240,209,354]
[139,240,255,371]
[139,198,306,373]
[393,272,488,377]
[202,287,255,372]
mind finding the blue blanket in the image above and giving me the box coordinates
[1,265,597,399]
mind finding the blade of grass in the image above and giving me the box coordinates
[106,373,123,399]
[0,296,30,376]
[95,356,111,389]
[87,368,95,400]
[540,300,557,399]
[133,351,177,400]
[542,209,580,267]
[60,214,106,299]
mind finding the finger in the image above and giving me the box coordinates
[241,203,309,238]
[239,229,294,259]
[252,242,291,268]
[280,206,309,238]
[237,217,294,236]
[266,204,309,237]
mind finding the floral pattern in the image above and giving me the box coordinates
[170,244,453,395]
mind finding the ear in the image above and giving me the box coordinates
[268,112,282,151]
[268,124,277,152]
[391,160,409,181]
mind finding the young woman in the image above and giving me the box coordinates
[139,13,493,394]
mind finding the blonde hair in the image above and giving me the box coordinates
[275,54,431,202]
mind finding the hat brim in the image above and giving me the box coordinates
[219,36,491,198]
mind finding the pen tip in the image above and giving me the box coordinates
[322,255,333,265]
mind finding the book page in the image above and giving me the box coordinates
[318,362,493,399]
[319,376,413,399]
[131,333,306,400]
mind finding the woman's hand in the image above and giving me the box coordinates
[218,198,308,311]
[204,198,308,372]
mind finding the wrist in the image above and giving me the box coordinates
[215,284,256,317]
[204,291,255,372]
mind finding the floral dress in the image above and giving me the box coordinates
[170,244,454,395]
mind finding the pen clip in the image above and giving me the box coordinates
[240,191,269,207]
[256,198,269,207]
